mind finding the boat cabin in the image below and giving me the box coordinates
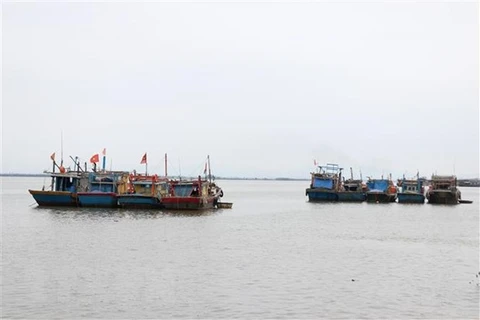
[310,163,342,190]
[430,175,457,190]
[48,172,88,193]
[128,174,168,196]
[400,179,424,194]
[86,171,129,193]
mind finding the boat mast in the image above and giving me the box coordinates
[51,156,55,191]
[165,153,168,178]
[102,148,106,172]
[208,155,212,183]
[350,167,353,180]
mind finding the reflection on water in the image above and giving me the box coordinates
[2,177,479,319]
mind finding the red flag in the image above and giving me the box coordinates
[50,152,56,161]
[314,159,317,166]
[90,154,99,163]
[203,162,207,174]
[102,148,106,156]
[140,153,147,164]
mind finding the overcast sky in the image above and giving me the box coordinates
[2,1,478,179]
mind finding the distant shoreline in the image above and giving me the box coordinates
[1,173,478,186]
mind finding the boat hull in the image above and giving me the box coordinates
[216,202,233,209]
[366,192,397,203]
[306,189,366,202]
[397,193,425,203]
[77,192,118,208]
[336,192,366,202]
[117,194,163,209]
[427,190,460,204]
[29,190,78,207]
[162,196,216,210]
[306,189,338,202]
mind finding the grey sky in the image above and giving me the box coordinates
[2,1,479,179]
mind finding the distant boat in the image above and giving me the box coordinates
[117,174,167,209]
[160,155,226,210]
[306,163,365,202]
[77,171,130,208]
[426,175,461,204]
[365,176,397,203]
[161,176,224,210]
[397,174,426,204]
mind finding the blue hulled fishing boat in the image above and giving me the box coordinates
[397,174,426,203]
[365,176,397,203]
[29,154,88,207]
[77,171,130,208]
[306,163,342,202]
[306,164,367,202]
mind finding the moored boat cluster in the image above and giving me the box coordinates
[29,153,231,210]
[306,163,464,204]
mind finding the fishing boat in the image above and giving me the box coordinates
[77,171,130,208]
[161,176,223,210]
[365,175,397,203]
[337,167,367,202]
[305,163,342,202]
[397,174,426,203]
[29,154,88,207]
[29,171,89,207]
[161,155,225,210]
[426,175,461,204]
[117,174,167,209]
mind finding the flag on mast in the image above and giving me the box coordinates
[314,159,317,166]
[90,154,99,163]
[140,153,147,164]
[50,152,56,161]
[203,162,208,174]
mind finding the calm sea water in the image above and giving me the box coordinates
[1,177,479,319]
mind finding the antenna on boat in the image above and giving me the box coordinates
[60,130,63,164]
[178,158,182,180]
